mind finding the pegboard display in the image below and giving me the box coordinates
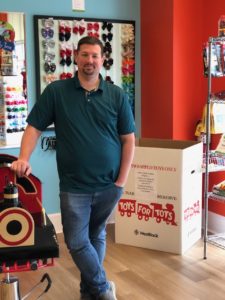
[34,15,135,115]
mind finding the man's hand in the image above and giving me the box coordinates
[11,159,32,177]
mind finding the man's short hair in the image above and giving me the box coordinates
[77,36,104,56]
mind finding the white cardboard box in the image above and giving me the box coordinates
[115,139,203,254]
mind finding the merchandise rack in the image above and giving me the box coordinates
[203,36,225,258]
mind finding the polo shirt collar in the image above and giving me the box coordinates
[74,71,104,92]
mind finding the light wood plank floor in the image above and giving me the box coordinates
[1,224,225,300]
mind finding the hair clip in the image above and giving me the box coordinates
[5,100,14,105]
[44,74,58,83]
[65,23,72,41]
[103,58,114,70]
[73,20,79,34]
[121,75,134,84]
[42,18,54,28]
[105,75,114,84]
[80,19,86,35]
[102,22,113,32]
[66,56,72,66]
[43,51,55,61]
[7,114,15,119]
[41,28,54,39]
[103,42,112,55]
[102,33,113,42]
[44,62,56,73]
[122,65,135,75]
[60,72,73,80]
[87,31,100,38]
[122,58,135,66]
[107,22,113,32]
[42,39,55,49]
[87,22,99,31]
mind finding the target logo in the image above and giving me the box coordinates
[0,207,34,248]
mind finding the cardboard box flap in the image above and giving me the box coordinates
[137,138,201,150]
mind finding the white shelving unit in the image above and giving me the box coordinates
[203,36,225,259]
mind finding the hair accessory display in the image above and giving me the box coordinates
[120,24,135,113]
[35,16,135,116]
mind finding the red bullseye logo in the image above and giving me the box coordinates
[0,207,34,247]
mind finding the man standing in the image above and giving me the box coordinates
[11,36,135,300]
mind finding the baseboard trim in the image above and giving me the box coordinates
[208,211,225,234]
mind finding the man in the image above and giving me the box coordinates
[11,36,135,300]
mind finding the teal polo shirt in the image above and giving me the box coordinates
[27,74,135,193]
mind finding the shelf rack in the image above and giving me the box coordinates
[203,36,225,259]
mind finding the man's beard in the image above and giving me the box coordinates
[83,64,95,75]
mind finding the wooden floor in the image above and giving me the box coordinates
[1,224,225,300]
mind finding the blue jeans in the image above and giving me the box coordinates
[60,185,123,296]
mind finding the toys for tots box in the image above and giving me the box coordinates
[115,139,203,254]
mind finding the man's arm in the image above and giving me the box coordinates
[114,132,135,187]
[11,124,42,177]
